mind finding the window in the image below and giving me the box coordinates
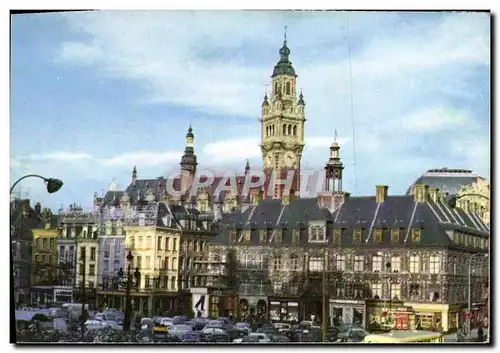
[145,256,151,269]
[354,256,364,272]
[292,229,300,244]
[164,257,169,270]
[146,236,152,248]
[89,264,95,276]
[310,227,318,241]
[158,236,163,250]
[412,229,421,243]
[391,229,400,242]
[372,256,382,272]
[43,238,49,248]
[172,257,177,270]
[79,264,85,275]
[90,247,96,261]
[409,284,420,299]
[42,254,47,263]
[291,254,299,271]
[259,229,267,243]
[374,229,382,243]
[163,276,168,288]
[288,125,292,135]
[244,230,251,242]
[336,255,346,271]
[309,257,323,272]
[353,229,362,243]
[138,236,144,248]
[129,237,135,249]
[391,256,401,272]
[165,237,170,250]
[229,230,236,243]
[409,255,420,273]
[391,283,401,299]
[145,275,151,288]
[274,82,278,94]
[429,255,440,274]
[274,255,282,270]
[274,230,282,244]
[285,81,291,94]
[80,247,86,259]
[371,282,382,298]
[283,124,287,135]
[173,239,178,251]
[136,256,142,269]
[170,277,176,290]
[333,228,342,245]
[293,125,297,136]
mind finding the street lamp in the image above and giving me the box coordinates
[118,251,140,331]
[467,253,488,339]
[10,174,63,195]
[10,174,63,343]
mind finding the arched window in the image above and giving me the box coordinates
[283,124,287,135]
[293,125,297,136]
[285,81,291,94]
[272,125,275,135]
[288,125,292,135]
[275,82,278,94]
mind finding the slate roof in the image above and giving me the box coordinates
[406,168,482,196]
[209,194,489,250]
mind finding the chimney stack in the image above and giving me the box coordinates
[428,188,439,203]
[375,185,389,203]
[22,199,30,216]
[414,184,429,203]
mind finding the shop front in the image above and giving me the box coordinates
[329,299,366,328]
[472,301,488,328]
[31,286,55,306]
[404,302,465,333]
[366,299,405,332]
[53,286,73,305]
[268,297,300,323]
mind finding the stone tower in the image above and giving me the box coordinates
[260,33,305,198]
[180,125,198,194]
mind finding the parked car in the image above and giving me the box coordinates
[337,327,369,343]
[273,322,292,332]
[199,327,226,342]
[159,317,174,327]
[205,320,226,329]
[182,331,201,343]
[270,334,291,343]
[172,316,188,325]
[235,322,251,334]
[168,324,193,340]
[247,332,271,343]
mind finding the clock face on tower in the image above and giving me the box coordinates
[284,151,297,168]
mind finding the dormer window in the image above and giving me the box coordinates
[259,229,267,244]
[333,228,342,245]
[374,229,383,243]
[353,229,362,243]
[244,230,251,243]
[309,225,325,242]
[391,229,400,242]
[229,229,236,243]
[274,230,282,244]
[292,229,300,244]
[412,229,422,243]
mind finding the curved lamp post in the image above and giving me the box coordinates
[10,174,63,195]
[10,174,63,343]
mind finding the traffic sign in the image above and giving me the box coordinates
[465,312,473,319]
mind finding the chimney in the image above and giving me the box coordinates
[414,184,429,203]
[22,199,30,216]
[35,202,42,215]
[428,188,439,203]
[375,185,389,203]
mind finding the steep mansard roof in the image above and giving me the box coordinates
[209,194,489,249]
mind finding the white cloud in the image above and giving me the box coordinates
[103,150,182,166]
[402,107,469,132]
[30,152,94,161]
[202,138,261,163]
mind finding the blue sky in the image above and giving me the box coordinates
[10,10,490,211]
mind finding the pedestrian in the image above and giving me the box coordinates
[477,326,484,342]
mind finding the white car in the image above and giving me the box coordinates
[159,317,174,327]
[273,323,291,332]
[240,333,270,343]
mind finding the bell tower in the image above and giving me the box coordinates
[260,28,305,198]
[180,125,197,194]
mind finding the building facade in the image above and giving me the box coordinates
[205,141,490,333]
[57,204,98,304]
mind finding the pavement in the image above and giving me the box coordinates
[443,328,489,343]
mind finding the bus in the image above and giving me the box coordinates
[363,330,444,343]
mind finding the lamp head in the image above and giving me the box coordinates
[46,178,63,194]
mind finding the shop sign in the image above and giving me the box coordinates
[465,312,473,319]
[54,290,72,296]
[288,302,298,307]
[329,299,364,305]
[270,301,280,305]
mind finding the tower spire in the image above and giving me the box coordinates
[334,129,338,142]
[284,25,287,43]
